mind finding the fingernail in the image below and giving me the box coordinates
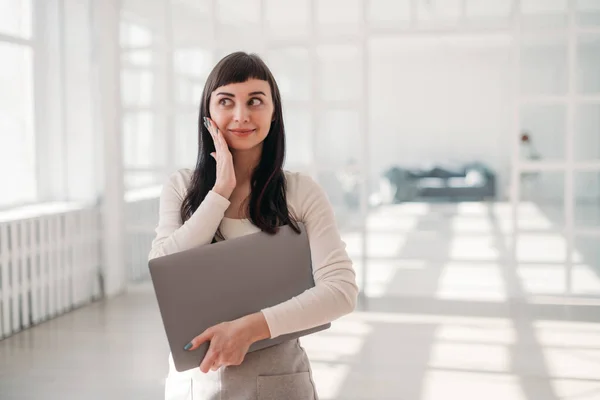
[184,343,192,351]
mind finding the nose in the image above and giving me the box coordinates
[233,104,250,123]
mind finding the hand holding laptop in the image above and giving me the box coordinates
[183,311,270,373]
[149,222,331,372]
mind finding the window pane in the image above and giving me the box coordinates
[575,104,600,162]
[518,171,565,229]
[317,45,361,101]
[121,69,155,107]
[0,42,35,207]
[217,0,260,23]
[265,0,309,39]
[571,236,600,296]
[465,0,512,22]
[0,0,32,39]
[217,0,262,53]
[175,78,204,108]
[574,171,600,230]
[520,35,567,96]
[577,0,600,27]
[520,0,568,30]
[368,0,411,29]
[174,48,212,77]
[316,167,363,229]
[172,1,213,48]
[123,112,167,168]
[173,48,211,107]
[417,0,462,27]
[577,34,600,95]
[122,49,153,68]
[124,171,162,190]
[317,0,360,37]
[315,110,360,169]
[283,108,312,168]
[266,48,310,103]
[120,21,153,47]
[174,112,199,169]
[520,104,566,161]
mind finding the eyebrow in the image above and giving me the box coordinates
[215,91,267,97]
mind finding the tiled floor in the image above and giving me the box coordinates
[1,202,600,400]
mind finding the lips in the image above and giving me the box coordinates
[228,129,256,137]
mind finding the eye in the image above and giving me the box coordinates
[218,98,233,106]
[249,97,263,106]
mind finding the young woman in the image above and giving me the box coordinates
[149,51,358,400]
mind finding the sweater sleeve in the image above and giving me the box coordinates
[148,170,231,260]
[260,173,359,338]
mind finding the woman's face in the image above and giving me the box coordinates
[208,79,274,153]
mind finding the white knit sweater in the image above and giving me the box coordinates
[148,168,358,339]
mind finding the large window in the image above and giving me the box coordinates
[0,0,35,208]
[120,17,167,190]
[172,4,214,169]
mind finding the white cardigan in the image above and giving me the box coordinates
[148,168,358,339]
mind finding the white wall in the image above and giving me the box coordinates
[366,34,600,202]
[368,35,513,198]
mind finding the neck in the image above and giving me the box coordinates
[231,146,262,185]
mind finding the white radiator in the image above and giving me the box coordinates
[0,204,102,339]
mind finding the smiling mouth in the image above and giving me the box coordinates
[228,129,256,137]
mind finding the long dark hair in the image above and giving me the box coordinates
[180,52,301,240]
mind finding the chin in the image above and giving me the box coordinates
[229,139,265,152]
[228,133,267,151]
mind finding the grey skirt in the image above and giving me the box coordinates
[165,339,319,400]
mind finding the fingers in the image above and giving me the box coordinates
[185,328,213,352]
[199,348,219,374]
[204,117,219,138]
[185,325,223,374]
[204,117,226,153]
[203,118,217,145]
[215,129,230,155]
[203,116,213,132]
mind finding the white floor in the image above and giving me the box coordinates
[1,201,600,400]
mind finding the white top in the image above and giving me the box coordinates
[148,168,358,339]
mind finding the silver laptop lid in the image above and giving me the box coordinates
[149,222,330,372]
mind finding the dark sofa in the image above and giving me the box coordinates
[383,162,496,202]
